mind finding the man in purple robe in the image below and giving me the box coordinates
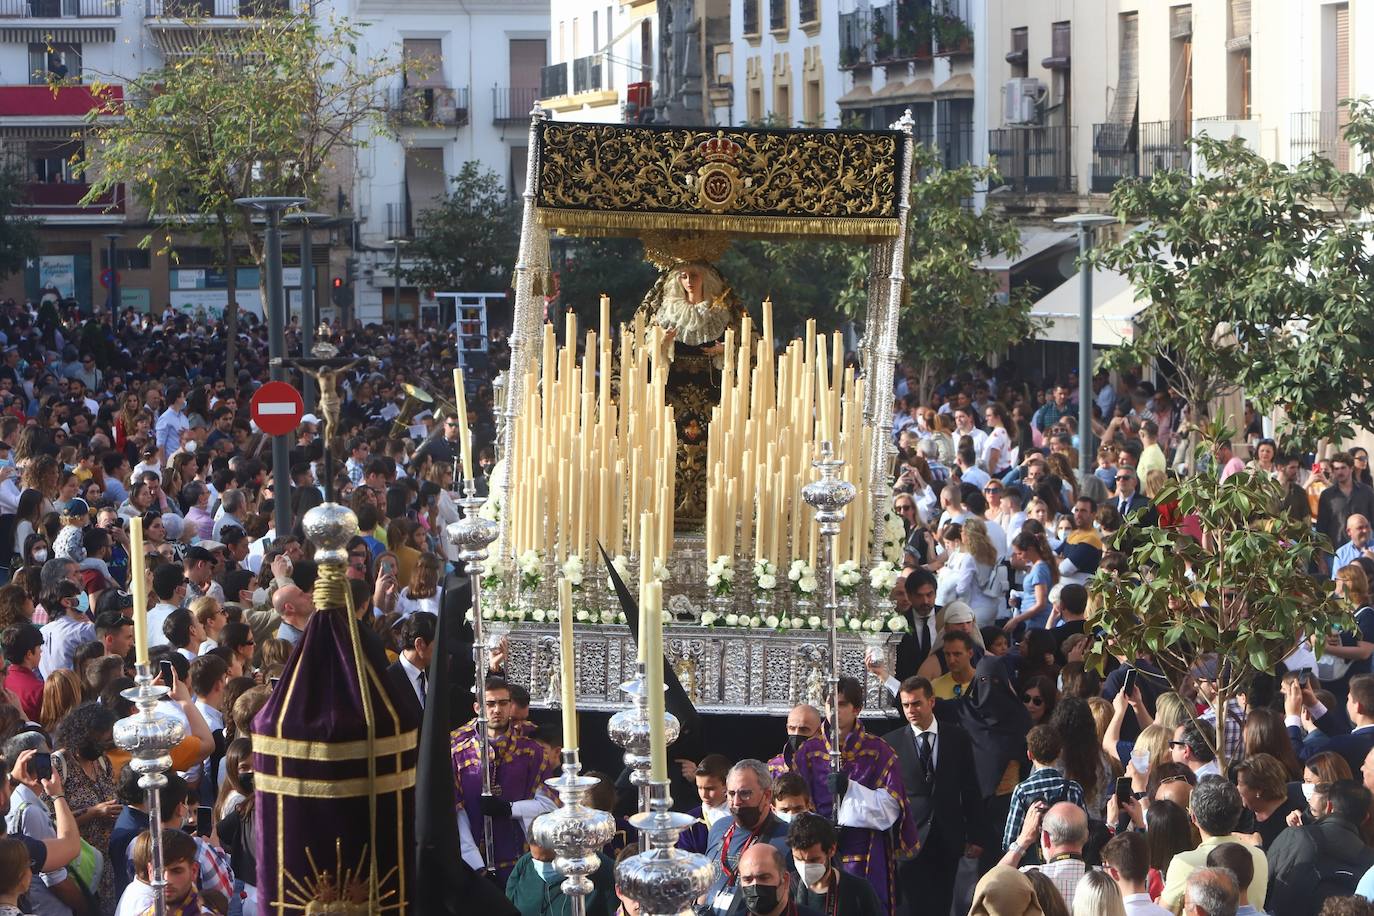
[768,703,823,779]
[451,675,558,884]
[794,677,918,916]
[678,753,732,854]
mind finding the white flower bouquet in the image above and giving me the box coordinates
[517,549,542,593]
[835,560,862,598]
[706,555,735,597]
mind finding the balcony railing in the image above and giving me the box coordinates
[493,87,539,124]
[839,8,874,68]
[1091,120,1191,193]
[18,181,124,215]
[572,53,603,94]
[146,0,300,17]
[988,124,1077,194]
[938,121,974,169]
[742,0,758,35]
[384,200,410,242]
[387,85,469,129]
[933,0,973,56]
[0,0,117,17]
[540,62,568,99]
[1291,110,1350,171]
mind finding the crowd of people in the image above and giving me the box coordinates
[0,290,1372,916]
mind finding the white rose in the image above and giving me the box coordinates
[750,615,763,627]
[531,609,546,622]
[799,577,817,594]
[759,574,777,590]
[868,618,884,631]
[788,566,802,581]
[848,618,862,631]
[482,607,495,620]
[600,610,618,624]
[808,615,821,628]
[567,570,583,586]
[702,612,717,626]
[662,610,673,624]
[511,609,526,621]
[766,615,780,628]
[791,617,804,629]
[725,614,739,626]
[707,574,721,589]
[778,617,790,629]
[464,610,474,622]
[722,567,735,582]
[887,616,907,632]
[654,561,670,581]
[576,610,590,622]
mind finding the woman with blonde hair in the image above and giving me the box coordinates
[1152,692,1191,734]
[1070,870,1125,916]
[930,413,957,465]
[1324,564,1374,692]
[963,517,1005,626]
[396,552,443,618]
[38,668,82,733]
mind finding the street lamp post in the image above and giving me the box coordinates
[104,232,121,315]
[283,211,329,413]
[1053,213,1117,481]
[385,238,410,335]
[236,196,309,542]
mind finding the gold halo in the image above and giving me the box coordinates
[640,231,733,270]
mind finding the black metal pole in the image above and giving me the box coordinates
[392,240,401,335]
[105,233,120,315]
[299,222,316,412]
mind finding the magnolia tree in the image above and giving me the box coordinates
[1087,424,1349,772]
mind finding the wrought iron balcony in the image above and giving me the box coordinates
[493,87,539,124]
[1091,120,1191,193]
[1291,110,1350,171]
[989,124,1077,194]
[0,0,118,17]
[387,85,469,129]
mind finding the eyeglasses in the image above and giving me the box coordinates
[984,487,1002,494]
[1116,475,1133,482]
[1020,694,1043,706]
[1167,740,1187,749]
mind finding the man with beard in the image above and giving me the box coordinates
[769,704,822,779]
[702,760,792,915]
[451,676,557,883]
[793,677,916,916]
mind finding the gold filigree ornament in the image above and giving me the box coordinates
[640,231,734,270]
[278,840,399,915]
[689,132,746,213]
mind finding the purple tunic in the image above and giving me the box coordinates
[450,722,557,883]
[794,726,918,916]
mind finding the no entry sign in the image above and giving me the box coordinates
[250,381,304,437]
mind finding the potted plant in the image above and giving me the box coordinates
[935,13,972,55]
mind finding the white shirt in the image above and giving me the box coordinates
[980,425,1012,474]
[196,699,224,733]
[148,602,178,647]
[910,717,940,769]
[1123,892,1172,916]
[115,880,156,916]
[1194,759,1222,779]
[953,425,988,456]
[958,466,991,491]
[398,653,426,708]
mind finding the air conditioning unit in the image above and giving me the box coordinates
[1004,78,1044,125]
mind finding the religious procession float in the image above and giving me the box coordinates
[473,111,921,719]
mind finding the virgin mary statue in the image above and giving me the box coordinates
[637,234,749,522]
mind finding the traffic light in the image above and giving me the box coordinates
[332,275,350,308]
[345,256,359,283]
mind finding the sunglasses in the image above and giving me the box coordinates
[1020,694,1043,706]
[984,487,1002,494]
[1116,475,1133,481]
[1167,740,1187,749]
[1158,774,1190,786]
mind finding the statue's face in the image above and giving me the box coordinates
[677,264,706,303]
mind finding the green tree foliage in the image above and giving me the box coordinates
[403,162,519,294]
[78,14,403,378]
[0,167,39,279]
[875,144,1040,404]
[1095,100,1374,451]
[553,236,658,329]
[1088,423,1347,771]
[718,239,863,338]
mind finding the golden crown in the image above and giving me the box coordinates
[696,132,742,163]
[640,231,734,270]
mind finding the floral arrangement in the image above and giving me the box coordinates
[517,549,542,593]
[881,509,906,565]
[869,560,900,595]
[752,559,778,595]
[706,555,734,597]
[699,609,909,632]
[835,560,862,598]
[562,555,584,591]
[653,560,671,583]
[787,559,817,597]
[605,554,631,591]
[477,558,506,592]
[477,494,501,522]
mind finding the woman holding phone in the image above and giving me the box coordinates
[51,702,121,910]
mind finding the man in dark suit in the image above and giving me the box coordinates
[387,611,436,720]
[883,676,982,916]
[1111,467,1157,526]
[894,569,940,681]
[1289,672,1374,773]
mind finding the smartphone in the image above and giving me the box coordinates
[380,557,397,579]
[196,806,212,837]
[159,660,175,687]
[1115,776,1133,804]
[29,752,51,781]
[1298,669,1314,688]
[1122,667,1138,697]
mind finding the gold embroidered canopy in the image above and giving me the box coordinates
[534,121,908,239]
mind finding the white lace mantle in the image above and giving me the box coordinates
[653,297,735,347]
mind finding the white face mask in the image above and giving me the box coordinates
[773,810,792,824]
[1302,782,1318,803]
[31,549,47,563]
[794,860,828,889]
[184,441,197,454]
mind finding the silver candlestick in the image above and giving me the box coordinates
[607,662,680,816]
[113,664,186,916]
[801,441,856,816]
[615,780,712,916]
[530,748,617,916]
[448,478,501,874]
